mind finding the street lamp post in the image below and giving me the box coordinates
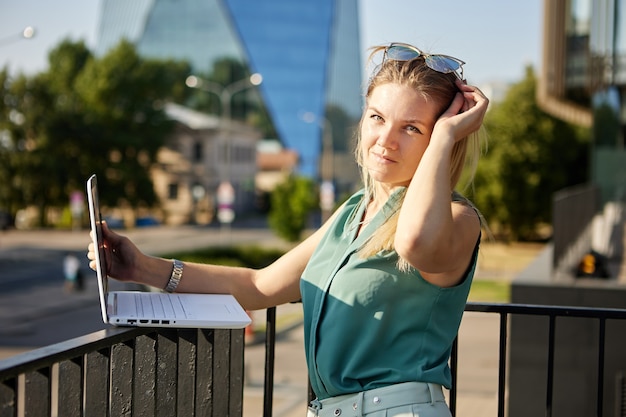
[0,26,36,47]
[185,73,262,227]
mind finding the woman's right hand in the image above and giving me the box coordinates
[431,80,488,144]
[87,221,144,283]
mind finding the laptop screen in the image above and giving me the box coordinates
[87,174,110,323]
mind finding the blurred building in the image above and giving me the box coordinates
[509,2,626,416]
[538,0,625,204]
[154,103,260,225]
[95,0,363,209]
[536,0,626,277]
[255,140,299,195]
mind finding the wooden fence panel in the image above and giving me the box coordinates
[156,330,178,417]
[24,368,50,417]
[58,358,83,417]
[84,349,110,416]
[110,342,134,417]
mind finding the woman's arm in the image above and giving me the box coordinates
[89,209,341,310]
[395,81,488,287]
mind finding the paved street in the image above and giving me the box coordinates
[0,226,502,417]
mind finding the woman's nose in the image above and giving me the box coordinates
[376,128,397,149]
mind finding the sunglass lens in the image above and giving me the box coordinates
[424,55,462,74]
[386,45,421,61]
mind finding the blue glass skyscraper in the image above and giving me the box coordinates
[96,0,363,177]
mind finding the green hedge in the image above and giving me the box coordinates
[161,246,286,268]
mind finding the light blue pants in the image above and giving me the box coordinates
[307,382,452,417]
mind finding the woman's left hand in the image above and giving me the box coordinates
[433,79,489,142]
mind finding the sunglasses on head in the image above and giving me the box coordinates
[383,43,465,80]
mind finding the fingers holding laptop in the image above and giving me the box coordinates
[88,220,143,282]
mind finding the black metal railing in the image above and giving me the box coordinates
[450,302,626,417]
[264,302,626,417]
[3,302,626,417]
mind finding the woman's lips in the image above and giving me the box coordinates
[371,151,395,164]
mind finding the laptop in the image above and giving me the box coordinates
[86,174,251,329]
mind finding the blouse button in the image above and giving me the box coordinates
[333,409,341,416]
[373,396,381,404]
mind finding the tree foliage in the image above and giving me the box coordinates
[74,40,189,207]
[472,67,590,240]
[0,39,190,225]
[268,175,318,242]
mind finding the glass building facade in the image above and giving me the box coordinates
[95,0,363,178]
[539,0,626,204]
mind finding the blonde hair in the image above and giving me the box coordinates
[356,45,485,270]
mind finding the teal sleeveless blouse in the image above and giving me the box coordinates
[300,188,478,400]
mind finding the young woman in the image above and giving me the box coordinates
[88,42,489,417]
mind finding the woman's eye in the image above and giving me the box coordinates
[370,114,383,122]
[407,125,422,134]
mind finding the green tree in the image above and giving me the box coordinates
[7,41,94,225]
[268,175,318,242]
[75,39,189,207]
[0,68,21,215]
[0,39,190,225]
[473,66,590,240]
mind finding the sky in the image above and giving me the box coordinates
[0,0,543,88]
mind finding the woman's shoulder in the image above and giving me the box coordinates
[452,191,487,229]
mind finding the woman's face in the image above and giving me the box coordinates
[360,82,441,189]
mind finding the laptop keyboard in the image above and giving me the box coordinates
[134,293,188,319]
